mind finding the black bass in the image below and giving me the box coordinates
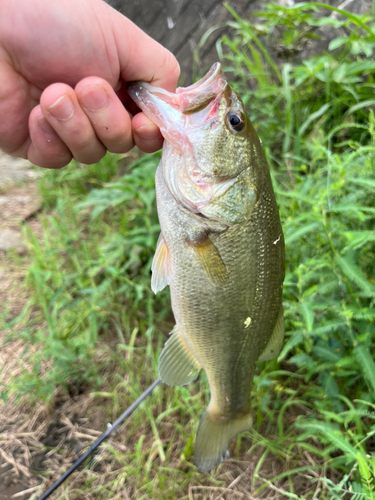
[128,63,285,473]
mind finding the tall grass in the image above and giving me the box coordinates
[217,2,375,497]
[1,152,171,401]
[2,2,375,498]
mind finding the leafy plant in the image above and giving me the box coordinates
[215,2,375,497]
[2,2,375,498]
[1,152,171,401]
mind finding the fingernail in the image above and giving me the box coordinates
[37,116,56,134]
[135,123,160,140]
[79,85,109,111]
[47,95,74,120]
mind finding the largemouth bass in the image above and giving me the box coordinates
[128,63,285,473]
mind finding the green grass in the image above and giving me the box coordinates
[1,152,171,401]
[2,2,375,499]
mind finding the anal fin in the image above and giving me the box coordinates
[159,326,201,386]
[258,307,284,362]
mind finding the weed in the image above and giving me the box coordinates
[216,2,375,497]
[2,2,375,498]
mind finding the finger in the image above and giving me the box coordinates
[0,59,30,154]
[75,77,134,154]
[132,112,164,153]
[27,105,72,168]
[109,7,180,91]
[40,83,106,165]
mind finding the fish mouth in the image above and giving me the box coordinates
[126,62,227,135]
[176,62,226,114]
[127,63,233,215]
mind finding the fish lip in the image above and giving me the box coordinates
[127,62,222,97]
[126,81,175,103]
[126,63,227,118]
[176,62,223,95]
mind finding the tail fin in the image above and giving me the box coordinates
[194,410,252,473]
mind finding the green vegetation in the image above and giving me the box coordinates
[2,153,169,401]
[2,2,375,499]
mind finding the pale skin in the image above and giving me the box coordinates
[0,0,180,168]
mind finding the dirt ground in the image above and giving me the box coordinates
[0,154,74,500]
[0,153,44,499]
[0,154,112,500]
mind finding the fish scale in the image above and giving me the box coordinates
[127,62,285,473]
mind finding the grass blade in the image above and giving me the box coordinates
[354,345,375,397]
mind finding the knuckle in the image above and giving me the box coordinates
[64,124,94,150]
[28,139,72,169]
[73,149,105,165]
[162,50,181,84]
[101,128,133,153]
[107,142,132,154]
[35,155,71,169]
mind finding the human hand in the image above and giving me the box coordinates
[0,0,180,168]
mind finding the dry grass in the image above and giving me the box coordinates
[0,184,41,230]
[0,180,327,500]
[0,330,326,500]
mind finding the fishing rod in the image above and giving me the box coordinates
[37,378,161,500]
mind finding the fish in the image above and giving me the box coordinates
[127,63,285,473]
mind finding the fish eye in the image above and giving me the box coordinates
[227,112,245,132]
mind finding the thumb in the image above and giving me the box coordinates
[108,6,180,91]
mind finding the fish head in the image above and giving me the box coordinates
[127,63,259,224]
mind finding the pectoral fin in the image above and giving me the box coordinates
[258,307,284,362]
[189,235,229,287]
[159,326,201,386]
[151,233,170,294]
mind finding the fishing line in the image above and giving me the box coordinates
[37,378,161,500]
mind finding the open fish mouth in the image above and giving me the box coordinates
[175,62,227,113]
[127,62,228,137]
[127,63,237,217]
